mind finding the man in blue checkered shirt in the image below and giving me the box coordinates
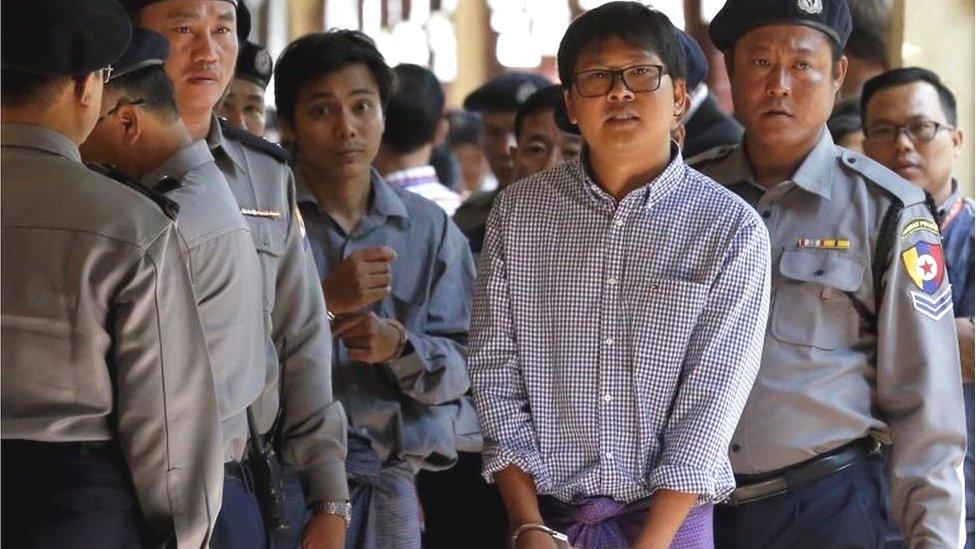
[468,3,771,549]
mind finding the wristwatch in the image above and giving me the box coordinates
[310,500,352,527]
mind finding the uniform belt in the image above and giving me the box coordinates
[2,439,114,458]
[725,437,881,507]
[224,460,255,493]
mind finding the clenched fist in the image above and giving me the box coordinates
[322,246,397,315]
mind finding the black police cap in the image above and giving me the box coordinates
[463,72,552,113]
[2,0,132,76]
[118,0,247,41]
[709,0,852,51]
[109,28,170,82]
[676,29,709,90]
[235,41,273,89]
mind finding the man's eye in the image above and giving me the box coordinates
[751,58,770,67]
[630,67,650,76]
[587,71,610,80]
[795,60,812,70]
[525,144,547,155]
[355,101,374,112]
[177,26,192,34]
[216,27,231,35]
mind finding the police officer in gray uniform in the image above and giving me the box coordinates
[79,28,271,548]
[1,1,223,547]
[690,0,967,547]
[123,1,351,546]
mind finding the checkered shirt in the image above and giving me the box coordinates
[469,150,771,504]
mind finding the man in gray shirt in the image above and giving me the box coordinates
[274,30,476,549]
[1,1,222,546]
[692,0,967,546]
[127,1,351,545]
[79,28,269,547]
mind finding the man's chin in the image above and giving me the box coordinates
[176,86,227,116]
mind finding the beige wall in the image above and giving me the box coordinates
[892,0,975,197]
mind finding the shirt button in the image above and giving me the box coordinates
[607,277,618,286]
[761,210,772,219]
[731,443,741,453]
[603,392,613,403]
[614,219,624,227]
[604,337,614,346]
[605,451,614,460]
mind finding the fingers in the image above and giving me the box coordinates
[362,272,392,290]
[352,245,397,263]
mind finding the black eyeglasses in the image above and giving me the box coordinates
[572,64,668,98]
[101,66,114,84]
[864,119,955,144]
[96,99,147,124]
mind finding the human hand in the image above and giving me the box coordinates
[332,311,404,363]
[322,246,397,315]
[301,511,346,549]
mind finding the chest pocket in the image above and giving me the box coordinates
[772,248,865,350]
[244,216,287,313]
[630,278,710,379]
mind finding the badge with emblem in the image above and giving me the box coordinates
[797,0,823,15]
[256,49,272,78]
[515,82,539,104]
[901,241,952,321]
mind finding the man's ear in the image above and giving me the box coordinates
[75,72,101,108]
[433,118,449,147]
[672,79,689,121]
[833,54,849,93]
[118,105,143,146]
[564,89,579,125]
[952,127,964,157]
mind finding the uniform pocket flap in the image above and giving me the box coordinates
[779,248,864,292]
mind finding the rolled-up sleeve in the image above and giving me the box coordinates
[469,191,549,486]
[385,215,475,407]
[648,218,770,502]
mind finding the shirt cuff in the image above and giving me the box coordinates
[647,461,733,504]
[385,332,424,382]
[302,458,351,504]
[481,444,549,488]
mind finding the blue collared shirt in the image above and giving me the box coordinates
[470,148,770,504]
[297,170,477,470]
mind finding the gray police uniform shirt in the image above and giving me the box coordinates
[297,170,478,472]
[1,124,223,547]
[140,140,266,463]
[691,127,968,547]
[207,117,349,503]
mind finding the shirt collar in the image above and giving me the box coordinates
[576,141,687,210]
[728,126,836,199]
[1,123,81,163]
[206,114,247,172]
[297,168,410,224]
[384,165,440,189]
[938,178,963,213]
[140,140,214,190]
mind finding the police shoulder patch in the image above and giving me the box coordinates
[900,226,952,320]
[220,119,292,164]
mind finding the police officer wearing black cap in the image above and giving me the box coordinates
[1,1,223,547]
[453,71,551,258]
[675,29,742,158]
[80,27,271,549]
[218,40,274,137]
[690,0,967,547]
[124,1,351,547]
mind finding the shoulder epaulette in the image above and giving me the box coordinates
[219,119,292,164]
[837,150,925,206]
[686,144,736,167]
[87,162,180,220]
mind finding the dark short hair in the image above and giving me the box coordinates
[447,110,483,147]
[845,26,889,68]
[827,95,861,143]
[1,70,71,107]
[514,85,563,142]
[274,29,394,124]
[107,65,180,121]
[382,63,444,154]
[860,67,957,126]
[557,2,686,91]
